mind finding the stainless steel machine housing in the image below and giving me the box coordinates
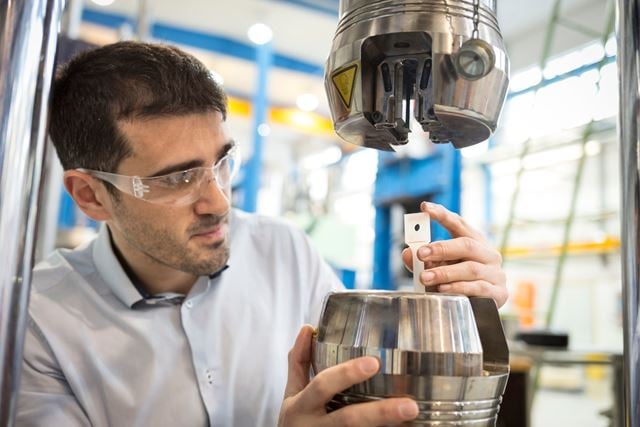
[325,0,510,150]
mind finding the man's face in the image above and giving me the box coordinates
[107,111,232,276]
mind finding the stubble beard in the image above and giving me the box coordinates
[112,201,230,276]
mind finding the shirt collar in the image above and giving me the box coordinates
[92,224,228,309]
[92,224,145,308]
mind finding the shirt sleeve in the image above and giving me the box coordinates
[16,319,90,427]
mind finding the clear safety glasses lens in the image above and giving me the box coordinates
[80,148,240,206]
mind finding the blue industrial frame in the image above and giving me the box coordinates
[241,41,273,212]
[269,0,339,16]
[372,144,462,290]
[81,9,324,76]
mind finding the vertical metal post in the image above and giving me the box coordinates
[242,41,272,212]
[481,164,493,238]
[430,145,461,242]
[372,205,392,289]
[0,0,63,424]
[617,0,640,424]
[136,0,152,41]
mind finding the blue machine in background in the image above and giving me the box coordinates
[372,143,462,290]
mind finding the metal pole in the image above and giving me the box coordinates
[0,0,63,424]
[136,0,152,41]
[242,40,272,212]
[617,0,640,424]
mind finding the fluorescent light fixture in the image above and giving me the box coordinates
[248,23,273,45]
[91,0,115,5]
[296,93,319,112]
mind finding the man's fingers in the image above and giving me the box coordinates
[402,247,457,273]
[297,356,380,411]
[324,398,419,427]
[401,247,413,272]
[438,280,509,308]
[421,261,506,288]
[284,325,315,399]
[421,202,485,241]
[419,237,501,264]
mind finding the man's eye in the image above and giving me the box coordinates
[162,171,196,187]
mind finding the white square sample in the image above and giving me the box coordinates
[404,212,431,244]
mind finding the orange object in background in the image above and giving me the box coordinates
[513,281,536,328]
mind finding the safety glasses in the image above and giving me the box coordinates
[78,146,240,206]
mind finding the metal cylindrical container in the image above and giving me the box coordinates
[325,0,509,150]
[312,291,509,426]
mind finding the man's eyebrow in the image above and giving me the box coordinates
[148,160,204,177]
[217,139,236,161]
[148,139,236,177]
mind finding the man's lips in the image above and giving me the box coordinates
[191,224,226,241]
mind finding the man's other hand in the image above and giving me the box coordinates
[401,202,508,308]
[278,326,419,427]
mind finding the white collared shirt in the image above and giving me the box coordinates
[17,209,344,427]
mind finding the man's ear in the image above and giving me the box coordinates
[63,170,113,222]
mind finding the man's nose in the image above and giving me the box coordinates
[193,174,230,215]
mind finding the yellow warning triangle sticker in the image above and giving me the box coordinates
[331,64,358,109]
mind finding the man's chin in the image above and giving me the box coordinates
[184,242,229,274]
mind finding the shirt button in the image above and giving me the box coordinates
[185,300,193,309]
[205,369,214,385]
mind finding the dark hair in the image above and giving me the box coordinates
[50,41,227,178]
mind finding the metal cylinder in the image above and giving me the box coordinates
[312,292,509,426]
[617,0,640,425]
[0,0,63,424]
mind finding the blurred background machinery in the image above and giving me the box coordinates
[0,0,635,426]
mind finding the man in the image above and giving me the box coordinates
[17,42,507,426]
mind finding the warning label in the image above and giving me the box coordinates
[331,64,358,109]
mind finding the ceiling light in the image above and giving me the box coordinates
[585,140,601,156]
[248,23,273,45]
[91,0,115,5]
[257,123,271,137]
[296,93,319,112]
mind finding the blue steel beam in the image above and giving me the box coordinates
[81,9,324,76]
[242,40,273,212]
[372,144,462,289]
[372,206,393,290]
[269,0,339,16]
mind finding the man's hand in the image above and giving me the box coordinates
[402,202,508,308]
[278,325,419,427]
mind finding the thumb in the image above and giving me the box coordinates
[283,325,315,399]
[402,247,413,272]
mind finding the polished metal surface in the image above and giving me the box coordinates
[325,0,510,150]
[617,0,640,424]
[312,291,509,425]
[468,296,508,371]
[0,0,63,423]
[314,291,483,376]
